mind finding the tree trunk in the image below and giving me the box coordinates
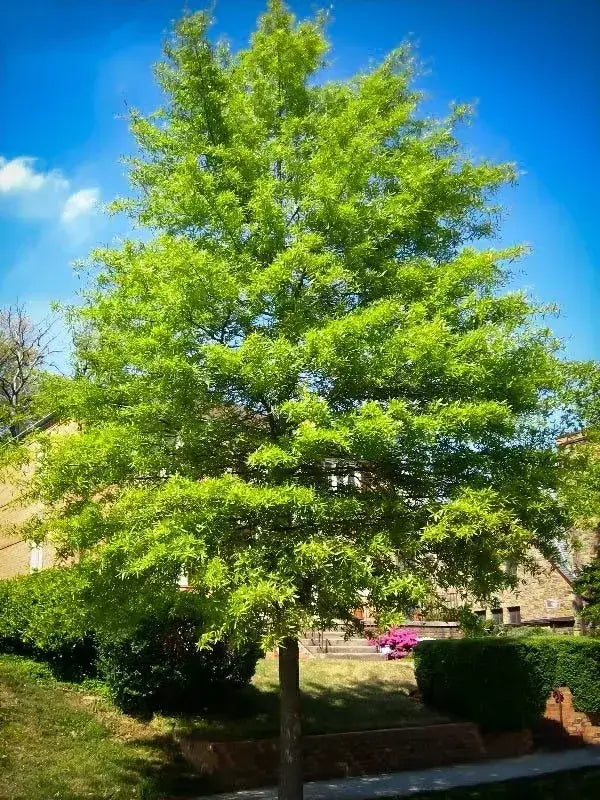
[278,637,302,800]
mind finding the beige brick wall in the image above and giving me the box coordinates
[0,421,74,580]
[0,523,57,580]
[0,538,31,579]
[0,468,45,579]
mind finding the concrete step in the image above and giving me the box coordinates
[300,631,381,660]
[319,652,387,660]
[301,635,372,645]
[300,639,372,648]
[303,630,347,638]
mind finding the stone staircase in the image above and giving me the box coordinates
[300,628,387,660]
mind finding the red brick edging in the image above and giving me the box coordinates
[178,723,532,792]
[541,687,600,746]
[178,685,600,792]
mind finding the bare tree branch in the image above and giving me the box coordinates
[0,304,58,436]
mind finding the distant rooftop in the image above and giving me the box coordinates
[12,412,58,442]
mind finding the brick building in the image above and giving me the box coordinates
[468,431,598,629]
[467,541,591,629]
[0,414,65,578]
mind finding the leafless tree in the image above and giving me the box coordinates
[0,305,58,437]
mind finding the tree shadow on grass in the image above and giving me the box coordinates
[0,654,444,799]
[125,678,442,797]
[168,672,443,740]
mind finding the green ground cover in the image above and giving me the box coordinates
[178,655,444,740]
[0,653,440,799]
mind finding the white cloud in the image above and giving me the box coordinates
[0,154,102,246]
[0,156,68,194]
[61,188,100,223]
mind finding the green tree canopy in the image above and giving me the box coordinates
[559,362,600,528]
[11,3,574,794]
[26,0,570,643]
[562,363,600,626]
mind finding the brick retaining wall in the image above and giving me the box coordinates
[177,687,600,792]
[540,687,600,746]
[178,722,533,792]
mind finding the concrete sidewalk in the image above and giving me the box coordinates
[194,747,600,799]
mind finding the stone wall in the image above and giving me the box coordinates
[572,528,600,571]
[439,529,599,628]
[402,621,461,639]
[470,547,579,625]
[495,559,576,623]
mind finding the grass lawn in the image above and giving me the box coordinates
[410,767,600,799]
[4,652,599,799]
[0,653,441,799]
[0,655,182,800]
[177,655,446,740]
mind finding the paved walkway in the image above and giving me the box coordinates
[195,747,600,799]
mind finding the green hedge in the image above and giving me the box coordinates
[0,569,261,714]
[98,615,261,715]
[414,636,600,732]
[0,569,97,680]
[553,638,600,712]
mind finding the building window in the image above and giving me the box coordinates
[327,460,361,491]
[331,472,360,489]
[178,568,189,589]
[475,610,486,619]
[491,608,503,624]
[29,543,43,573]
[348,470,361,488]
[508,606,521,625]
[546,598,561,611]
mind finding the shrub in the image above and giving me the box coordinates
[0,569,262,713]
[552,637,600,712]
[573,556,600,624]
[505,625,551,638]
[457,607,505,638]
[415,636,600,731]
[369,627,419,659]
[0,570,97,680]
[414,637,559,731]
[98,613,262,715]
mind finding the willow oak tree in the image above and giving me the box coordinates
[26,3,570,797]
[560,363,600,525]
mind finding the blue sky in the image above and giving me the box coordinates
[0,0,598,365]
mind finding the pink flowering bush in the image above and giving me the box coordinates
[369,627,420,659]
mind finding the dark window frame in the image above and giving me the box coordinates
[508,606,521,625]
